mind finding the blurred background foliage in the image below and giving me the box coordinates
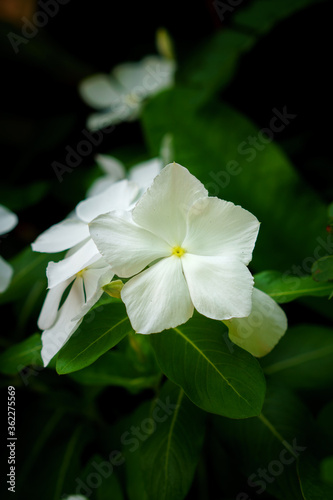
[0,0,332,499]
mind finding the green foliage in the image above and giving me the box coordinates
[312,255,333,282]
[254,270,333,303]
[261,325,333,390]
[140,381,206,500]
[213,384,314,500]
[150,315,266,418]
[0,333,42,375]
[56,302,133,374]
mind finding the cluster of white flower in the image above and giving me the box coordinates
[33,160,287,366]
[32,157,163,365]
[0,205,18,293]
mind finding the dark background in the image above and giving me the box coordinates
[1,0,332,249]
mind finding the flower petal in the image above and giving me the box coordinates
[86,106,134,131]
[41,264,113,366]
[78,74,122,109]
[79,260,113,306]
[129,158,162,193]
[89,211,170,277]
[95,154,125,178]
[182,254,254,320]
[121,257,194,334]
[76,180,139,223]
[0,205,18,235]
[224,288,288,357]
[38,278,72,330]
[40,277,86,366]
[47,240,100,289]
[183,197,260,264]
[132,163,208,245]
[0,255,13,293]
[32,219,89,253]
[86,155,125,197]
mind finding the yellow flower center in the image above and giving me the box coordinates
[76,268,87,277]
[172,246,186,258]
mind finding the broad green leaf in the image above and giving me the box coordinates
[142,91,327,272]
[0,246,60,304]
[140,380,205,500]
[69,350,161,394]
[213,384,313,500]
[312,255,333,282]
[56,302,133,374]
[254,270,333,303]
[261,325,333,390]
[149,315,266,419]
[0,333,42,375]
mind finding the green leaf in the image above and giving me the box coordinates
[312,255,333,282]
[56,302,133,374]
[140,380,205,500]
[0,246,60,304]
[254,270,333,303]
[69,350,161,393]
[149,314,266,419]
[213,384,314,500]
[0,181,49,212]
[261,325,333,390]
[0,333,42,375]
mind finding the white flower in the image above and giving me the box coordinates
[79,55,176,131]
[32,179,138,280]
[39,258,113,366]
[63,496,88,500]
[32,180,137,366]
[223,287,287,357]
[89,163,260,334]
[0,204,18,293]
[87,154,162,198]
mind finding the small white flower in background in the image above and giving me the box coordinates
[63,496,88,500]
[223,287,287,357]
[0,204,18,293]
[90,162,261,334]
[32,179,138,366]
[87,154,163,198]
[79,55,175,131]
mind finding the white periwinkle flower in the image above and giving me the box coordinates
[0,204,18,293]
[32,180,138,366]
[79,55,176,131]
[89,163,261,334]
[39,258,113,366]
[87,154,162,198]
[223,287,287,357]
